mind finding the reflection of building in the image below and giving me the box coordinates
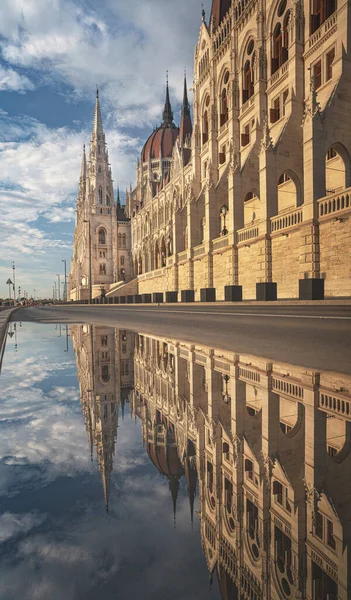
[71,325,134,509]
[131,332,351,599]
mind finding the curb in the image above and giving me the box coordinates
[0,307,20,370]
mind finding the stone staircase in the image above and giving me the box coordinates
[106,278,138,298]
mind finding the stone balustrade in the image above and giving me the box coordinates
[309,12,337,49]
[213,235,229,251]
[193,244,205,257]
[318,187,351,218]
[319,390,351,420]
[237,223,259,243]
[270,208,303,233]
[177,250,188,262]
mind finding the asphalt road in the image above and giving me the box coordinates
[13,303,351,375]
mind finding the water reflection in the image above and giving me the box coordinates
[71,325,351,600]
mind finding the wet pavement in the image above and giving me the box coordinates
[0,319,351,599]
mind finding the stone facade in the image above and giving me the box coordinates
[126,0,351,300]
[69,92,132,301]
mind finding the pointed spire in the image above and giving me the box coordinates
[93,87,104,140]
[180,71,192,144]
[116,185,121,206]
[80,144,86,180]
[162,72,174,128]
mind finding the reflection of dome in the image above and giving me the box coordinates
[147,438,184,478]
[141,80,179,163]
[141,125,179,163]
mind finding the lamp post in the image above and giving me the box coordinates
[221,205,229,236]
[12,262,16,305]
[83,220,92,304]
[61,259,67,302]
[6,278,13,306]
[56,274,61,302]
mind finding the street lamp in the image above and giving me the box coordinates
[83,220,92,304]
[221,205,229,236]
[12,262,16,305]
[61,259,67,302]
[56,274,61,302]
[6,278,13,306]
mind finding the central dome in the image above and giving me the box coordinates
[141,124,179,163]
[141,79,179,164]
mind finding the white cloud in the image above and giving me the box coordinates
[0,65,34,93]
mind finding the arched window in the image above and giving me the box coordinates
[220,88,228,126]
[243,60,254,103]
[118,233,122,246]
[121,256,125,266]
[98,165,101,173]
[122,233,126,248]
[106,194,110,206]
[99,264,106,275]
[98,187,103,204]
[271,0,289,74]
[202,96,210,145]
[98,229,106,245]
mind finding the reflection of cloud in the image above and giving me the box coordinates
[0,323,220,599]
[0,512,45,543]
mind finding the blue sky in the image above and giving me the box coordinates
[0,0,212,299]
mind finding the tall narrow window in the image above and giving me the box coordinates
[120,256,125,266]
[98,187,103,204]
[313,60,322,89]
[243,61,254,103]
[326,48,335,81]
[122,233,126,248]
[98,229,106,245]
[202,110,209,144]
[220,87,228,126]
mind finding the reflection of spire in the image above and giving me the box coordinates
[185,455,197,527]
[168,476,180,527]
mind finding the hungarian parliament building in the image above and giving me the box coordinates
[69,0,351,302]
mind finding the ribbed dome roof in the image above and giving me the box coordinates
[141,125,179,163]
[141,78,179,164]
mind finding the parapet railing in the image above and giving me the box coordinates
[213,235,229,251]
[237,223,259,243]
[318,187,351,217]
[193,244,206,257]
[177,250,188,262]
[309,12,337,49]
[319,390,351,420]
[272,376,304,400]
[270,208,303,233]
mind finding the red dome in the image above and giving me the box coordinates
[141,124,179,163]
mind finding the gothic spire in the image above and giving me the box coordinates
[180,72,192,144]
[116,185,120,206]
[93,87,104,140]
[162,73,174,128]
